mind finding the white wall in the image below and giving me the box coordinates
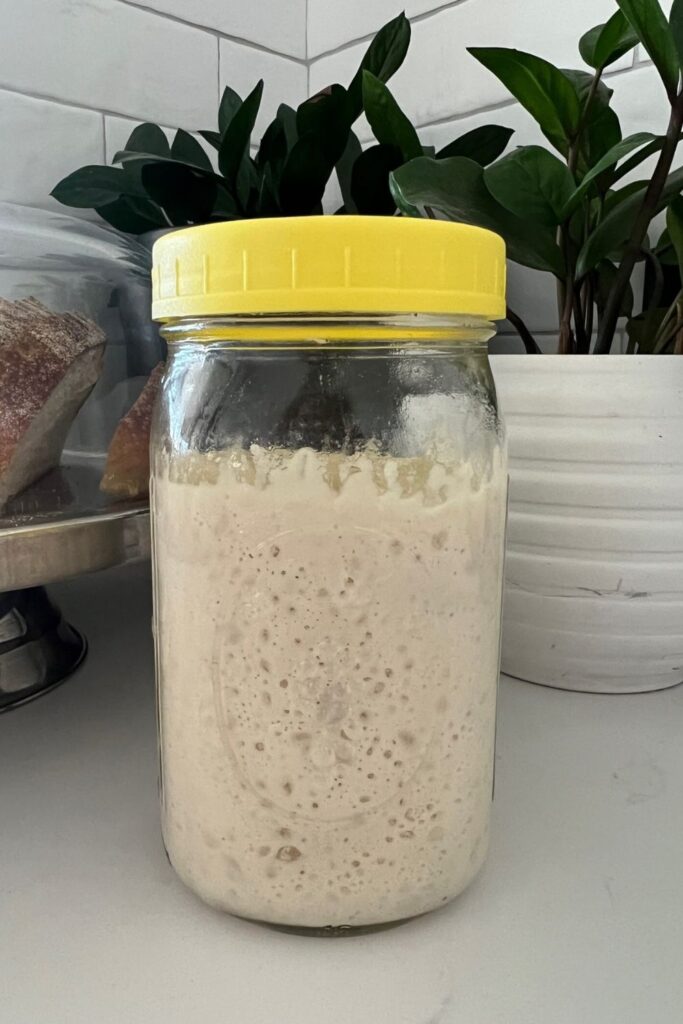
[0,0,306,213]
[307,0,672,349]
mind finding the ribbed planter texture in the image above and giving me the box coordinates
[491,355,683,694]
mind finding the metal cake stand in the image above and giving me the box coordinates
[0,462,150,710]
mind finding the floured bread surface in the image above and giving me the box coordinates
[0,298,105,508]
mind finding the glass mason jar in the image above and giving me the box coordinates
[150,217,507,931]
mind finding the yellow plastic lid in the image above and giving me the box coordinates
[151,216,506,322]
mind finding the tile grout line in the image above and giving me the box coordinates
[1,57,645,152]
[307,0,472,63]
[217,35,221,111]
[0,81,193,127]
[305,0,309,65]
[115,0,307,65]
[416,97,519,132]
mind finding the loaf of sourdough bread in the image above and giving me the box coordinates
[0,298,105,510]
[100,361,164,500]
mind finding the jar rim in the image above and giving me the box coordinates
[159,312,496,346]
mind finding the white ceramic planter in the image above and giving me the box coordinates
[490,355,683,693]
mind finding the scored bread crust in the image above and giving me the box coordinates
[0,298,105,510]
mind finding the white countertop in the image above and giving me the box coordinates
[2,563,682,1024]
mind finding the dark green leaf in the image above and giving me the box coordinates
[560,132,656,217]
[616,0,679,96]
[595,259,634,317]
[218,80,264,185]
[351,143,403,215]
[391,155,564,275]
[436,124,514,165]
[255,117,288,174]
[218,85,242,134]
[468,47,581,153]
[212,182,241,220]
[563,70,617,142]
[362,70,422,160]
[279,137,331,215]
[347,12,411,120]
[560,69,622,170]
[562,68,615,124]
[122,123,170,158]
[579,11,639,69]
[564,68,614,107]
[577,165,683,275]
[95,195,168,233]
[582,104,623,170]
[296,85,352,166]
[654,226,681,264]
[603,178,649,215]
[276,103,299,150]
[171,129,213,172]
[112,150,216,175]
[611,135,679,184]
[51,165,145,208]
[257,163,281,216]
[235,157,260,214]
[141,163,217,226]
[656,225,672,252]
[671,0,683,73]
[666,195,683,277]
[336,130,363,213]
[484,146,575,227]
[198,129,222,151]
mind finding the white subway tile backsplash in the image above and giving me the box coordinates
[308,0,460,58]
[503,265,560,337]
[309,0,632,130]
[124,0,307,59]
[610,63,672,137]
[0,0,217,128]
[219,40,307,138]
[0,89,103,209]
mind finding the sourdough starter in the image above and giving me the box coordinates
[153,444,506,927]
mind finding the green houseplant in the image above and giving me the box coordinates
[52,14,512,231]
[391,0,683,355]
[391,0,683,694]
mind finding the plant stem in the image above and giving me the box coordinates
[558,232,576,353]
[506,306,541,354]
[583,277,594,346]
[556,73,600,353]
[594,95,683,354]
[654,318,682,352]
[573,288,589,352]
[675,298,683,354]
[643,249,664,311]
[653,288,682,350]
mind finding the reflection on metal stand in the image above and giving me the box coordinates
[0,587,87,711]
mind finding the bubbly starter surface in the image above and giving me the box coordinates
[153,445,506,927]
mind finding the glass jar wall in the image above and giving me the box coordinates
[150,218,507,930]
